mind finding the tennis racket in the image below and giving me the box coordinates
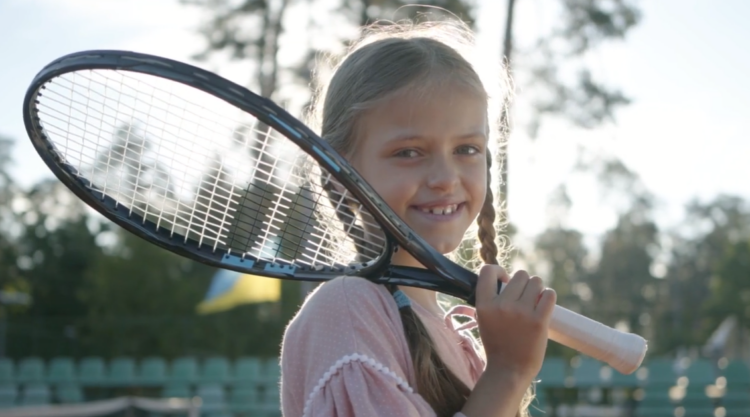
[23,50,647,374]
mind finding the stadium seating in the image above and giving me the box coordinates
[201,357,232,384]
[169,357,198,384]
[17,357,45,384]
[0,384,17,408]
[0,355,746,417]
[108,356,137,387]
[78,356,106,385]
[139,356,168,386]
[55,383,84,404]
[233,357,263,386]
[18,383,51,406]
[0,359,15,384]
[47,357,76,384]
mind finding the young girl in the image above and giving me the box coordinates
[280,19,556,417]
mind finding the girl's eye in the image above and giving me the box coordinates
[455,145,481,155]
[394,149,421,158]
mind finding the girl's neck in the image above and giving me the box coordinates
[398,285,444,319]
[389,249,444,317]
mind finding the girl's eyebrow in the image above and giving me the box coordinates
[383,128,487,144]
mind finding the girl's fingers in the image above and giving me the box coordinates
[475,264,507,305]
[520,275,544,305]
[501,270,530,301]
[535,288,557,322]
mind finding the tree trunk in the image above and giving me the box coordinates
[498,0,516,220]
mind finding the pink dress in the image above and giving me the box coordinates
[280,276,485,417]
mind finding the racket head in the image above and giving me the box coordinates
[23,50,476,297]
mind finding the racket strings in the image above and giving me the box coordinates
[35,68,387,270]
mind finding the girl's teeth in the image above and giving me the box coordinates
[422,204,458,215]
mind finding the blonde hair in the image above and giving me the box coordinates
[308,17,530,416]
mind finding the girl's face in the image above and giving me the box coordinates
[350,82,488,266]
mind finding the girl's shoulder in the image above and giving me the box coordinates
[283,276,406,353]
[303,276,392,310]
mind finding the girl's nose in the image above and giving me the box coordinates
[425,156,460,192]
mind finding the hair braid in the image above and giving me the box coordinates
[476,153,499,265]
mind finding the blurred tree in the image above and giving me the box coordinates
[653,195,750,354]
[499,0,641,218]
[13,180,97,318]
[180,0,476,102]
[703,239,750,335]
[0,137,25,312]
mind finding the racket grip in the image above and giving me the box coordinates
[548,305,647,374]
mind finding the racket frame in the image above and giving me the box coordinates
[23,50,476,299]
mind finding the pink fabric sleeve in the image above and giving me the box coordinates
[281,276,463,417]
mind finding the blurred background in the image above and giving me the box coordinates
[0,0,749,416]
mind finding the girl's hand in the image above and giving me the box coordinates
[474,264,556,382]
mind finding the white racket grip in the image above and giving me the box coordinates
[548,305,648,374]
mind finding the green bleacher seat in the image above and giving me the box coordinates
[536,357,567,387]
[19,383,51,406]
[684,359,716,388]
[108,357,136,387]
[234,357,263,385]
[201,357,231,384]
[47,357,76,384]
[170,357,198,384]
[721,389,750,408]
[17,357,45,384]
[56,384,84,404]
[681,386,715,409]
[0,359,14,384]
[262,359,280,386]
[196,383,229,415]
[0,384,17,409]
[642,358,677,387]
[229,386,260,415]
[78,356,106,385]
[610,366,640,387]
[162,383,192,398]
[261,387,281,416]
[139,356,167,385]
[634,405,676,417]
[637,385,675,409]
[572,357,604,387]
[723,360,750,388]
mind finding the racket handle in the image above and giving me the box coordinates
[548,305,647,374]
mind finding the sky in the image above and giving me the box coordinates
[1,0,748,248]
